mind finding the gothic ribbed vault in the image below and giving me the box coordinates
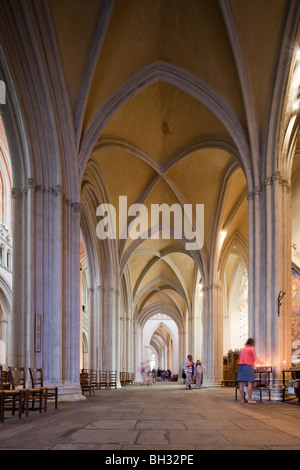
[0,0,300,392]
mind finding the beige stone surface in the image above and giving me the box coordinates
[0,383,300,451]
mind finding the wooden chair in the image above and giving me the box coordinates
[9,366,44,415]
[126,372,134,384]
[0,390,24,423]
[90,369,98,389]
[0,368,10,390]
[254,367,272,402]
[98,371,108,389]
[80,370,95,396]
[29,368,58,411]
[120,372,127,386]
[108,371,117,389]
[0,366,23,423]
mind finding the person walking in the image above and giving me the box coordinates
[237,338,263,403]
[184,355,194,389]
[195,360,205,389]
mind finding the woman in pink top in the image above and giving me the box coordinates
[237,338,261,403]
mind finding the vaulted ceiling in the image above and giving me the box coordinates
[48,0,292,319]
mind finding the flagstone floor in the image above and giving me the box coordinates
[0,382,299,451]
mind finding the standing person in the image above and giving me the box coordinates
[184,355,194,389]
[182,367,186,384]
[237,338,262,403]
[195,360,205,389]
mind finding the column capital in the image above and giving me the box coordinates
[55,185,64,197]
[203,283,222,293]
[11,187,22,199]
[247,171,291,200]
[72,202,82,214]
[28,178,38,191]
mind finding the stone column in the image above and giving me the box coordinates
[129,316,134,373]
[135,323,143,382]
[10,179,83,400]
[124,314,129,372]
[247,172,292,399]
[192,301,202,364]
[100,280,120,375]
[96,285,103,370]
[101,283,112,370]
[11,187,24,365]
[48,186,64,392]
[202,282,222,386]
[88,287,95,369]
[271,173,292,391]
[177,327,186,378]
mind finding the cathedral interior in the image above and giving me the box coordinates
[0,0,300,401]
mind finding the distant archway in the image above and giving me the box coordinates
[219,233,249,355]
[136,308,183,380]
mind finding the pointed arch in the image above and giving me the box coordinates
[79,62,251,189]
[218,231,248,279]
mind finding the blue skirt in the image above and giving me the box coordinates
[237,364,255,382]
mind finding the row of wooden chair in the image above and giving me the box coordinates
[0,366,58,423]
[221,370,236,387]
[120,372,135,386]
[80,369,118,395]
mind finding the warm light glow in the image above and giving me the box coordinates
[255,363,271,369]
[290,51,300,113]
[287,115,297,138]
[198,282,203,297]
[220,230,227,247]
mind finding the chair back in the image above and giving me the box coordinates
[8,367,26,389]
[108,371,117,388]
[99,371,108,388]
[29,368,44,388]
[0,367,10,390]
[90,370,97,387]
[80,371,89,386]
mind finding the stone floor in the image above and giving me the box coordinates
[0,382,300,452]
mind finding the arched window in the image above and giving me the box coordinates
[224,257,249,353]
[238,266,248,348]
[0,116,12,367]
[0,116,12,231]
